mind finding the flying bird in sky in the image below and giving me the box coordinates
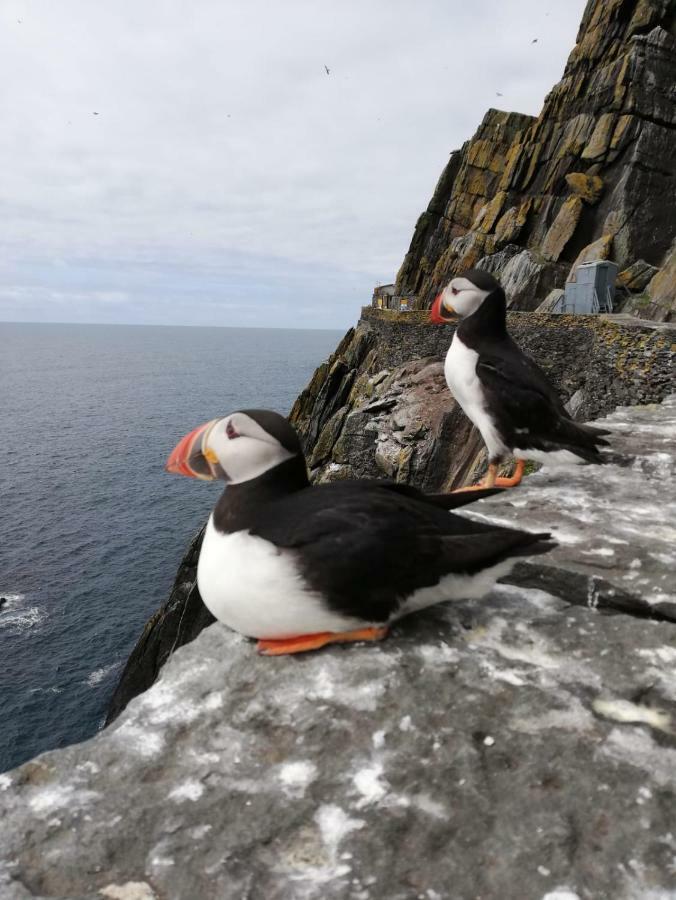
[531,38,538,43]
[324,65,330,75]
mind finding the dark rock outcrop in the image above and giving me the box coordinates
[395,0,676,314]
[3,398,676,900]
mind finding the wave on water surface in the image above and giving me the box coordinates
[85,663,123,688]
[0,594,47,634]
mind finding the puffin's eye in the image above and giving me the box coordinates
[451,286,459,295]
[226,421,240,440]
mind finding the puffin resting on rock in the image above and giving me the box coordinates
[430,269,611,489]
[166,410,555,655]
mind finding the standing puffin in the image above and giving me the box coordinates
[166,409,554,655]
[430,269,611,489]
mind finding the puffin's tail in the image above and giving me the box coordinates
[549,417,612,463]
[576,421,612,440]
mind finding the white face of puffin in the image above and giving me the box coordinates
[439,276,492,318]
[165,411,297,484]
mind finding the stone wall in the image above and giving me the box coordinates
[290,307,676,489]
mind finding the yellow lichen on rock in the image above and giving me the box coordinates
[581,113,617,160]
[541,197,585,262]
[494,198,532,245]
[565,173,604,204]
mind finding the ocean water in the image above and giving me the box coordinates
[0,322,343,773]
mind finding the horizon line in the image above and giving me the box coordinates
[0,319,348,333]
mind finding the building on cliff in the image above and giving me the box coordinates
[372,283,416,311]
[393,0,675,322]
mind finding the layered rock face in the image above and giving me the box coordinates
[3,398,676,900]
[395,0,676,319]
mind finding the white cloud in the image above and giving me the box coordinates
[0,0,587,327]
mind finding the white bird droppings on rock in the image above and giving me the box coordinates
[353,763,388,807]
[203,692,223,710]
[29,783,99,815]
[399,715,413,732]
[99,883,158,900]
[637,646,676,666]
[278,761,318,797]
[483,736,495,746]
[114,721,165,758]
[541,890,581,900]
[168,780,204,802]
[372,730,386,749]
[592,698,671,732]
[417,643,460,667]
[315,804,365,859]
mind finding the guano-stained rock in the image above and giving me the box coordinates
[3,398,676,900]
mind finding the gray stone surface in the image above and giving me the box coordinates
[2,399,676,900]
[471,395,676,624]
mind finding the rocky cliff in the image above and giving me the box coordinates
[3,397,676,900]
[395,0,676,321]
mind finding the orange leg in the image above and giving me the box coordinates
[452,463,499,492]
[453,458,526,492]
[494,458,525,488]
[257,626,388,656]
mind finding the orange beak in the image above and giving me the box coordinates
[429,293,455,324]
[165,420,220,479]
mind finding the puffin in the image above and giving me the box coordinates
[430,269,611,489]
[165,409,555,655]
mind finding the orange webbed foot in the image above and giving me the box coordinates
[494,459,525,488]
[257,626,389,656]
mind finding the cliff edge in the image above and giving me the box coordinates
[3,398,676,900]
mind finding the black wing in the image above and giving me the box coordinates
[477,341,610,461]
[248,482,553,623]
[367,480,505,509]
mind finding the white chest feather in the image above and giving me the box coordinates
[196,517,365,639]
[444,336,507,458]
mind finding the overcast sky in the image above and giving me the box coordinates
[0,0,587,329]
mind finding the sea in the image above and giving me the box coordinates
[0,322,343,773]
